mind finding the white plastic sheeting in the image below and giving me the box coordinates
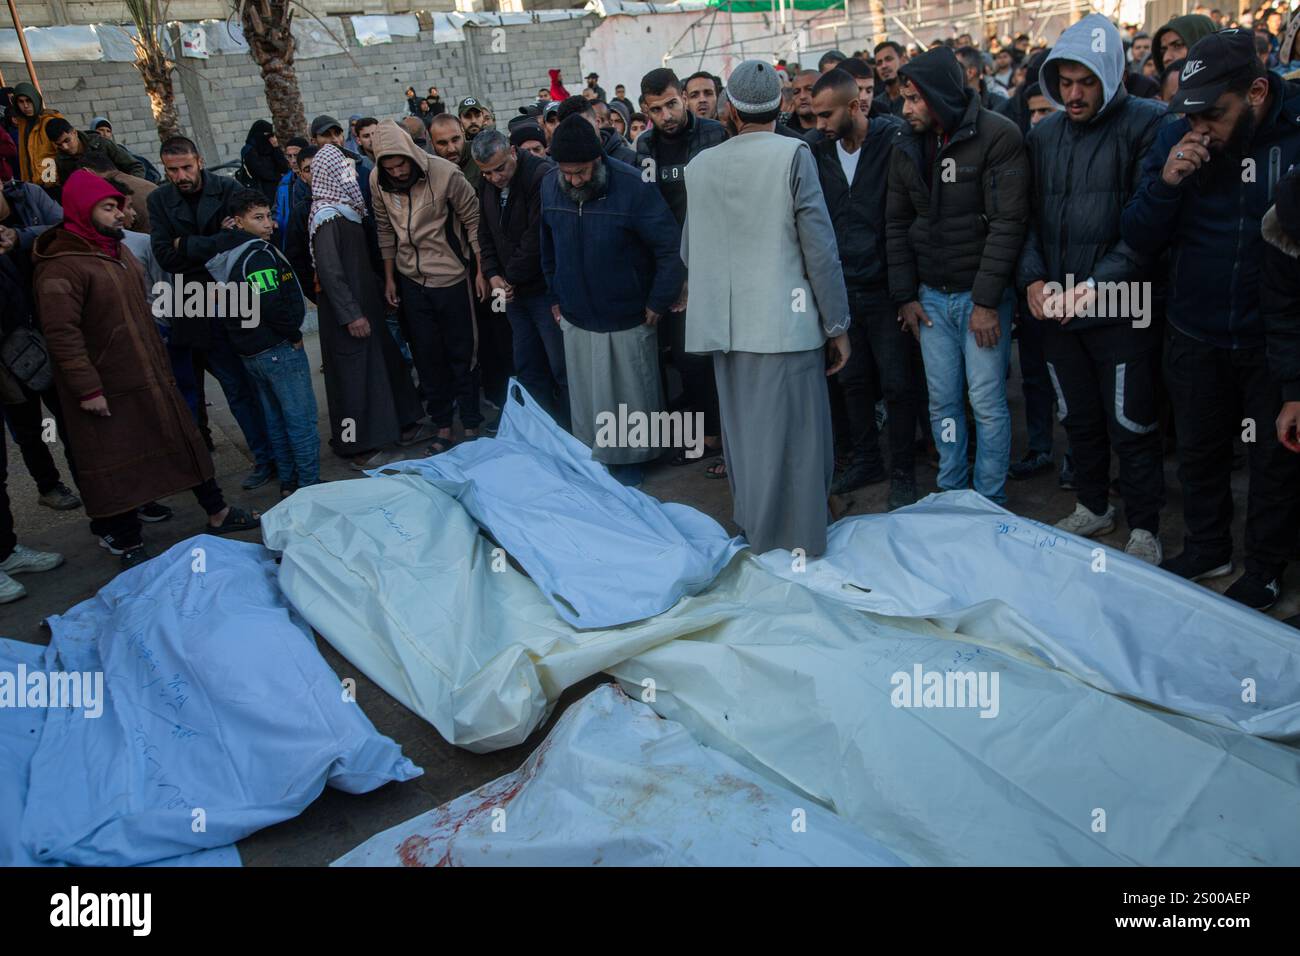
[10,536,419,867]
[262,471,1300,864]
[374,381,744,628]
[757,491,1300,740]
[335,684,905,867]
[0,26,103,62]
[352,15,421,46]
[609,609,1300,866]
[263,473,717,752]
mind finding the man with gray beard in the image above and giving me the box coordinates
[539,115,684,486]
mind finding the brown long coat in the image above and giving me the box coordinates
[33,226,214,518]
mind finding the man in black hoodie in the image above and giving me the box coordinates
[811,68,916,508]
[887,46,1028,505]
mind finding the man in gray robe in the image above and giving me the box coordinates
[683,59,851,556]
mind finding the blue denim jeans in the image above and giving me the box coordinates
[204,317,274,469]
[916,285,1014,503]
[241,341,320,489]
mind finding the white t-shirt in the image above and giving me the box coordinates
[836,140,861,185]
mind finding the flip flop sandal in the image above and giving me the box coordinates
[704,459,727,480]
[210,506,261,535]
[396,422,437,447]
[669,444,723,467]
[427,436,457,455]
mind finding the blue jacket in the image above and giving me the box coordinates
[540,156,685,333]
[1121,73,1300,349]
[273,171,309,248]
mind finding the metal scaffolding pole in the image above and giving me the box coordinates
[5,0,40,94]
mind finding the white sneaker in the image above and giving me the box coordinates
[1124,529,1163,565]
[1055,502,1116,538]
[0,543,64,575]
[0,569,26,604]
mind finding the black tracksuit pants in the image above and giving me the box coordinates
[1163,324,1300,575]
[1044,320,1165,533]
[837,287,917,476]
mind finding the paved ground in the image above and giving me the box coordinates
[1,325,1292,865]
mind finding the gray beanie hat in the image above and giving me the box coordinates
[726,59,783,114]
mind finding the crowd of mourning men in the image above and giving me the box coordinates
[5,9,1300,630]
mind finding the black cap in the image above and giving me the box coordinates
[310,114,343,138]
[1169,29,1259,114]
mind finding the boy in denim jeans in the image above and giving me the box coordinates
[206,189,319,498]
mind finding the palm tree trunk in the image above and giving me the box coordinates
[136,47,181,142]
[869,0,887,45]
[240,0,308,143]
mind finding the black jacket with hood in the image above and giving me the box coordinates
[814,114,904,293]
[885,47,1029,308]
[204,229,306,356]
[478,149,555,298]
[1018,15,1166,331]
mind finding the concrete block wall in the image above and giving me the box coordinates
[2,14,596,165]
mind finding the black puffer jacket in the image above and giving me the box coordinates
[1261,171,1300,401]
[1017,17,1167,330]
[885,47,1028,308]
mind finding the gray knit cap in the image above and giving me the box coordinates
[726,59,783,113]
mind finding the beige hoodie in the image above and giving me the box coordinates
[369,120,480,289]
